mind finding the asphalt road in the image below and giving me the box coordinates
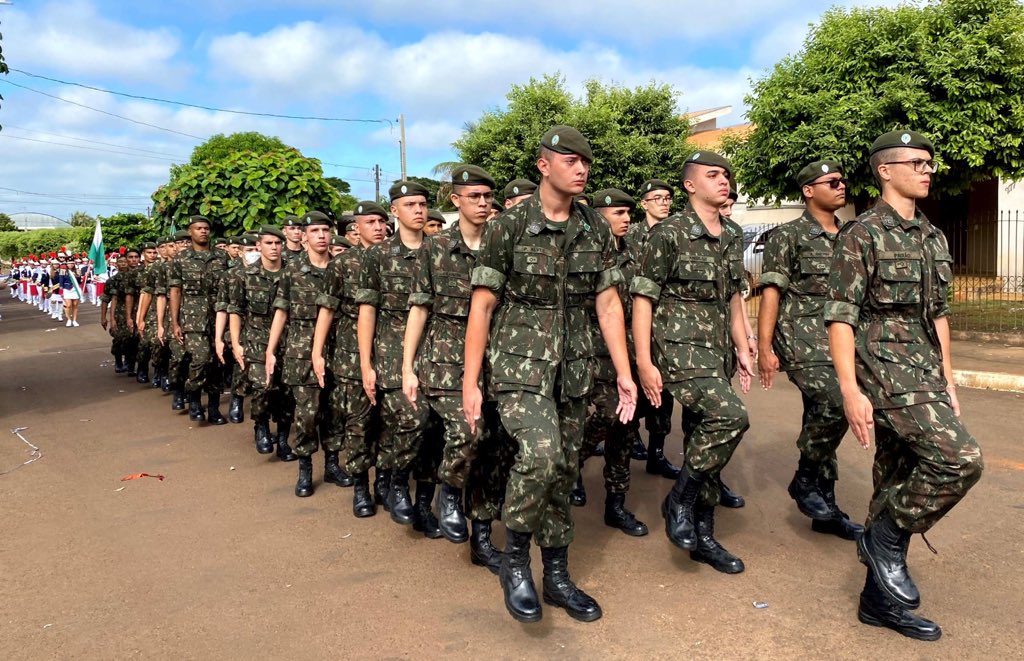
[1,297,1022,660]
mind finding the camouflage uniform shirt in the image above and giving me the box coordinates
[316,246,365,384]
[227,262,285,364]
[167,248,229,333]
[273,251,328,387]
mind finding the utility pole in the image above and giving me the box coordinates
[398,113,407,181]
[373,164,381,202]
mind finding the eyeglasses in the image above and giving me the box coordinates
[457,192,495,203]
[810,178,848,190]
[884,159,940,174]
[645,195,672,204]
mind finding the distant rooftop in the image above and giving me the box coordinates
[683,105,754,148]
[9,212,72,230]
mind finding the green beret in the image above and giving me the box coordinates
[330,235,352,248]
[573,194,592,206]
[353,201,389,220]
[187,215,211,227]
[157,236,173,246]
[389,180,430,201]
[451,164,496,189]
[125,246,141,255]
[540,125,594,162]
[282,215,302,227]
[638,179,673,198]
[240,233,258,247]
[142,241,157,250]
[343,221,358,234]
[301,211,332,227]
[503,179,537,199]
[227,235,242,246]
[795,160,845,188]
[592,188,636,210]
[214,238,228,246]
[173,230,191,241]
[427,209,445,223]
[870,130,935,157]
[257,225,286,240]
[685,150,733,177]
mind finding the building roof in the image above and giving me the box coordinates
[688,123,754,149]
[683,106,734,124]
[9,212,72,230]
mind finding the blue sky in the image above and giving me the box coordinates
[0,0,904,220]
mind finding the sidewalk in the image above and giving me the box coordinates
[953,339,1024,393]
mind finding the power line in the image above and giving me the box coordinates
[0,199,149,209]
[3,124,190,159]
[0,186,151,200]
[11,69,394,127]
[0,134,182,161]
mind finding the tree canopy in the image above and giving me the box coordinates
[68,210,96,228]
[189,132,290,166]
[727,0,1024,206]
[0,212,15,232]
[454,76,694,198]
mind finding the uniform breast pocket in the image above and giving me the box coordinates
[181,263,205,295]
[673,258,717,301]
[381,274,412,311]
[434,273,472,314]
[934,252,954,286]
[566,250,603,295]
[290,288,319,320]
[512,247,558,303]
[249,287,271,315]
[799,254,832,295]
[875,259,922,304]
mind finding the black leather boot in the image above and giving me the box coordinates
[161,374,172,393]
[374,469,392,510]
[171,387,185,411]
[541,546,602,622]
[857,511,919,609]
[188,391,206,422]
[352,472,376,518]
[718,479,746,508]
[628,428,648,461]
[691,505,745,574]
[324,450,354,487]
[228,395,244,424]
[858,569,940,641]
[470,519,502,575]
[604,492,649,537]
[570,471,586,507]
[387,471,415,525]
[646,434,681,479]
[412,482,443,539]
[206,393,227,425]
[500,530,542,623]
[275,422,297,462]
[294,456,314,497]
[255,421,274,454]
[661,470,704,550]
[114,355,126,374]
[136,364,149,384]
[813,476,864,540]
[436,482,469,543]
[125,358,136,376]
[788,455,831,520]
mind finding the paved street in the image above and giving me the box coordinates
[1,299,1022,660]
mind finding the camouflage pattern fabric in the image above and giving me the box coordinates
[786,366,848,480]
[167,247,229,394]
[824,198,982,531]
[581,378,631,494]
[140,262,168,374]
[623,219,656,256]
[377,388,429,472]
[216,262,247,397]
[102,270,136,358]
[291,384,331,456]
[465,402,517,521]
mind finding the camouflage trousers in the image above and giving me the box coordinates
[499,391,586,549]
[345,398,381,476]
[638,384,674,439]
[246,361,291,425]
[868,401,983,533]
[184,332,220,395]
[321,376,374,469]
[110,318,136,359]
[168,335,188,387]
[581,378,631,494]
[377,388,429,474]
[291,384,331,457]
[427,392,480,489]
[466,401,516,521]
[786,365,849,480]
[665,376,749,507]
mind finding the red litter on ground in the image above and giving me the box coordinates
[121,473,165,482]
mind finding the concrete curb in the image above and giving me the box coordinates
[954,369,1024,394]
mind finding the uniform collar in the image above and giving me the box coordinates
[682,203,732,242]
[523,192,592,241]
[800,209,843,238]
[385,233,419,259]
[874,198,929,232]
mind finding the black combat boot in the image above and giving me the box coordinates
[500,530,542,623]
[412,482,443,539]
[275,421,297,462]
[161,374,172,393]
[661,470,705,550]
[150,367,163,389]
[540,546,602,622]
[374,468,392,510]
[206,393,227,425]
[628,427,648,461]
[436,482,469,543]
[114,354,126,374]
[352,472,376,518]
[858,569,941,641]
[718,479,746,508]
[171,386,185,411]
[324,450,354,487]
[788,455,831,520]
[125,358,136,376]
[570,471,586,507]
[387,470,415,525]
[857,511,919,609]
[136,364,149,384]
[228,395,244,424]
[188,391,206,422]
[294,456,314,497]
[691,505,745,574]
[604,492,649,537]
[646,433,681,479]
[470,519,502,575]
[812,476,864,540]
[254,421,274,454]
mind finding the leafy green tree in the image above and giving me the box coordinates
[189,132,289,166]
[0,228,91,259]
[96,212,161,249]
[396,175,456,212]
[152,149,343,234]
[324,176,352,195]
[0,212,16,232]
[454,75,694,199]
[68,210,96,228]
[727,0,1024,207]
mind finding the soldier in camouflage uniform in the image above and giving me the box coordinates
[312,202,388,516]
[266,212,349,497]
[120,247,142,377]
[100,254,132,373]
[357,181,437,534]
[228,226,296,462]
[403,165,508,564]
[168,216,230,425]
[158,230,192,406]
[282,215,305,263]
[574,188,649,537]
[464,126,637,623]
[215,235,252,424]
[133,241,162,385]
[632,150,755,575]
[758,159,863,541]
[502,179,537,209]
[824,130,983,641]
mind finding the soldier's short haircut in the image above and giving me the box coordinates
[538,145,556,161]
[870,147,901,187]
